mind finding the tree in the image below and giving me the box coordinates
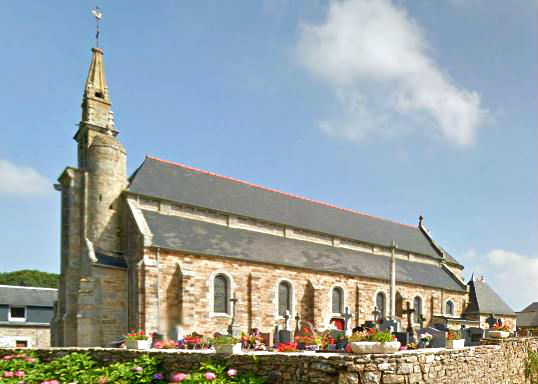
[0,269,59,288]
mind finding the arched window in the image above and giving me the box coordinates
[376,292,386,318]
[446,300,454,316]
[413,296,422,323]
[214,274,228,314]
[278,281,292,316]
[332,287,344,314]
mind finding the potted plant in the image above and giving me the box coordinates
[349,329,400,354]
[212,335,242,354]
[488,324,511,339]
[418,332,432,348]
[125,330,152,350]
[447,330,465,349]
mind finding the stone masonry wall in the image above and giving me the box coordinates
[138,249,467,337]
[1,338,536,384]
[0,326,50,348]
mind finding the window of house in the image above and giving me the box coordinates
[413,296,422,323]
[15,340,28,348]
[278,281,291,316]
[446,300,454,316]
[332,287,344,314]
[376,292,386,318]
[214,274,228,314]
[9,307,26,322]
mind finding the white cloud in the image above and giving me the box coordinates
[459,248,538,311]
[0,160,52,197]
[297,0,488,146]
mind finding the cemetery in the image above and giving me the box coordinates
[1,304,537,383]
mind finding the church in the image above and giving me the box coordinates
[52,46,474,347]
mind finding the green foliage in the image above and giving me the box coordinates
[0,351,163,384]
[527,350,538,384]
[0,269,59,288]
[348,329,394,343]
[211,335,240,345]
[176,361,266,383]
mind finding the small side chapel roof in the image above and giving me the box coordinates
[464,277,516,316]
[128,156,461,265]
[141,210,467,292]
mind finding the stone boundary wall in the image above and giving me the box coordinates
[1,338,537,384]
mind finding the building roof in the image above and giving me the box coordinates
[0,285,57,307]
[517,302,538,328]
[520,302,538,313]
[129,157,462,266]
[141,210,467,292]
[464,278,515,316]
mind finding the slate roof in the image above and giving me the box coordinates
[129,157,462,265]
[0,285,57,307]
[141,210,466,292]
[517,302,538,328]
[464,278,515,316]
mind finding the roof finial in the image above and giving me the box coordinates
[418,215,423,226]
[92,7,102,48]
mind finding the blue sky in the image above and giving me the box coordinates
[1,0,536,311]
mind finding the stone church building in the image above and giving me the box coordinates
[52,47,471,347]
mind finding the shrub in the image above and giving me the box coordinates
[527,350,538,384]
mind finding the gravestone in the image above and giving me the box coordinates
[294,313,301,335]
[284,310,291,331]
[274,324,281,345]
[486,314,497,329]
[260,332,272,348]
[402,302,415,334]
[227,293,241,337]
[171,325,185,341]
[418,314,426,329]
[279,329,293,344]
[392,332,410,346]
[418,327,447,348]
[379,319,400,333]
[464,327,484,346]
[433,323,449,332]
[343,307,353,335]
[372,306,381,325]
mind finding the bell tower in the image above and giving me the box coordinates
[53,45,128,347]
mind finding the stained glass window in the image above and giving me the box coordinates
[214,275,228,313]
[446,300,454,315]
[413,296,422,323]
[376,292,386,318]
[278,281,291,316]
[332,287,343,314]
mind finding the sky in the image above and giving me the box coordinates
[0,0,536,311]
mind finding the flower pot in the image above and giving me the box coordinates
[126,339,152,350]
[488,331,509,339]
[214,343,242,354]
[350,341,401,354]
[447,339,465,349]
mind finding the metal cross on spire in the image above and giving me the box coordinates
[92,7,103,47]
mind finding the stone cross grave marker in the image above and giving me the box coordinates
[227,292,241,337]
[486,314,497,329]
[284,310,291,330]
[372,306,381,325]
[343,306,353,334]
[402,301,416,334]
[294,312,301,335]
[418,314,426,329]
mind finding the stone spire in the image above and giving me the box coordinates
[76,47,118,168]
[84,47,110,106]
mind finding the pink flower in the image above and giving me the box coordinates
[25,357,36,363]
[133,366,143,372]
[2,355,13,360]
[49,381,60,384]
[4,371,14,377]
[153,341,164,349]
[170,372,189,382]
[204,371,217,380]
[227,369,237,377]
[16,370,25,377]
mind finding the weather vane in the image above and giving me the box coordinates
[92,6,102,47]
